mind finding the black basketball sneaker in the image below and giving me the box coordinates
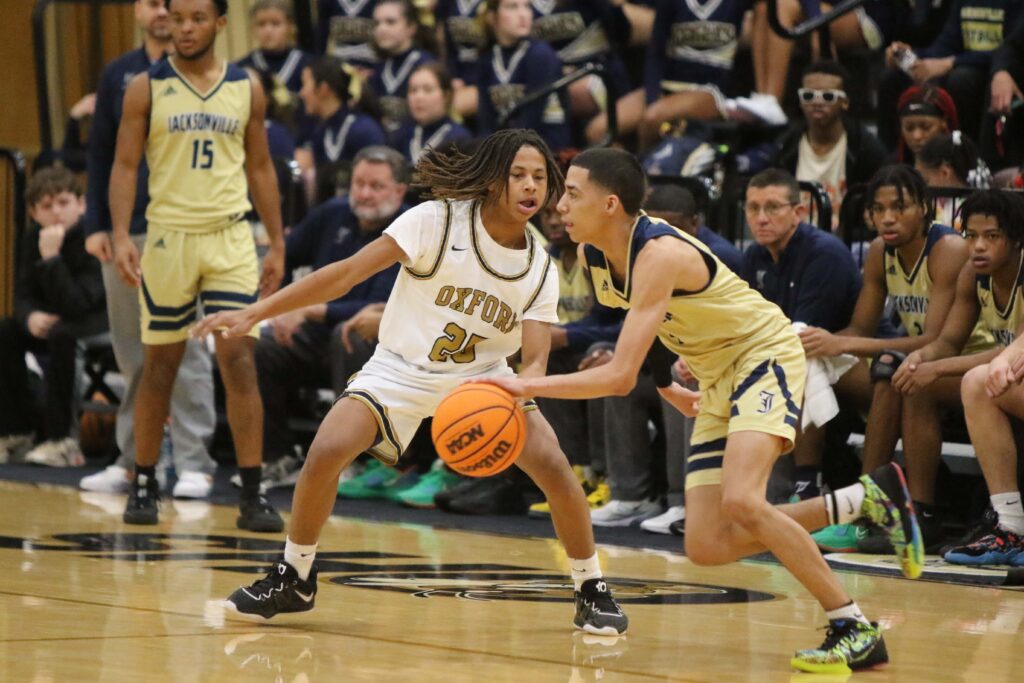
[574,578,629,635]
[123,476,160,525]
[237,494,285,533]
[225,561,318,621]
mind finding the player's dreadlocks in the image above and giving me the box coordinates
[414,129,564,208]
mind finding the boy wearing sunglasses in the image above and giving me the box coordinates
[775,61,886,230]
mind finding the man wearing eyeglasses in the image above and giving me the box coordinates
[774,61,886,231]
[740,168,862,503]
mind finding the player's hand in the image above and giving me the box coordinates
[259,241,285,299]
[38,224,66,259]
[911,57,954,84]
[672,356,696,383]
[891,351,922,393]
[340,304,384,354]
[895,356,938,395]
[798,326,842,358]
[113,233,141,287]
[657,383,701,417]
[27,311,60,339]
[191,306,258,340]
[85,232,113,262]
[270,309,305,347]
[988,355,1017,397]
[578,347,613,370]
[472,376,529,398]
[991,70,1023,114]
[69,92,97,120]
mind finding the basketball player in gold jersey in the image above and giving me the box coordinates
[484,148,924,674]
[110,0,285,530]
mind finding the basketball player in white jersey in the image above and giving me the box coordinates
[192,129,628,634]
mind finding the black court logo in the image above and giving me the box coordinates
[0,532,779,606]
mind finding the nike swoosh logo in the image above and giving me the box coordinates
[846,499,855,516]
[451,246,467,251]
[1007,500,1020,506]
[295,590,315,603]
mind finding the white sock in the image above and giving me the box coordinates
[992,492,1024,535]
[284,538,318,581]
[569,553,602,591]
[825,483,866,526]
[826,601,870,626]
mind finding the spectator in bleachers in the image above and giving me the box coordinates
[878,0,1023,152]
[739,169,862,501]
[317,0,379,71]
[800,165,981,552]
[435,0,487,117]
[774,61,886,231]
[917,132,987,229]
[753,0,913,108]
[253,146,407,490]
[252,68,300,160]
[528,205,623,521]
[949,192,1024,566]
[237,0,312,97]
[389,62,472,164]
[0,167,105,467]
[894,84,959,166]
[367,0,436,132]
[296,57,387,204]
[80,0,217,498]
[887,189,1020,551]
[476,0,571,152]
[983,18,1024,170]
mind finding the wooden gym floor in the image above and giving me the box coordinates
[0,480,1022,682]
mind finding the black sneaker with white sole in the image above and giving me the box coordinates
[123,480,160,525]
[237,494,285,533]
[225,561,318,620]
[574,578,628,635]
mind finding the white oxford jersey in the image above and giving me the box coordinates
[379,199,559,371]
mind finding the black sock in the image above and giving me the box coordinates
[135,465,156,488]
[793,466,821,499]
[238,466,262,500]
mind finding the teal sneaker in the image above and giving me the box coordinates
[381,468,422,502]
[811,523,867,553]
[338,459,401,499]
[791,619,888,674]
[396,461,461,508]
[859,463,925,579]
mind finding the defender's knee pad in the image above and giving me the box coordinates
[869,350,907,383]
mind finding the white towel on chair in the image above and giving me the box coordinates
[792,323,859,429]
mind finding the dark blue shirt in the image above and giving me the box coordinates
[367,48,436,131]
[308,106,388,166]
[477,39,571,151]
[85,48,162,236]
[236,48,312,94]
[529,0,632,88]
[740,222,861,332]
[284,197,404,326]
[697,225,743,275]
[437,0,488,84]
[388,116,473,164]
[549,244,625,352]
[316,0,378,66]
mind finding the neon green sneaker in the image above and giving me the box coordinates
[338,459,401,499]
[396,461,461,508]
[791,619,888,674]
[859,463,925,579]
[587,481,611,509]
[811,523,868,553]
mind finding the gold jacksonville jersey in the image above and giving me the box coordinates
[886,223,993,352]
[583,213,794,386]
[146,59,252,232]
[977,254,1024,349]
[553,247,592,324]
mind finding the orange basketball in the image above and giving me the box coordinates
[432,382,525,477]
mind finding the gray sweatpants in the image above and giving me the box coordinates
[103,233,216,474]
[602,373,692,506]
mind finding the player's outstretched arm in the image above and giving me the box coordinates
[486,238,690,400]
[191,234,406,338]
[518,319,553,380]
[243,72,286,298]
[109,74,150,288]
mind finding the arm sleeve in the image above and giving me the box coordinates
[563,300,625,350]
[789,246,859,330]
[641,337,676,388]
[84,67,119,236]
[383,201,441,269]
[645,0,671,103]
[324,262,400,326]
[315,0,331,54]
[34,250,106,319]
[592,0,631,46]
[13,228,41,328]
[992,16,1024,74]
[918,1,965,59]
[284,203,323,273]
[523,259,561,324]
